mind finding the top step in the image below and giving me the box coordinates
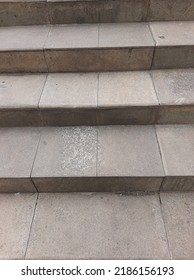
[1,0,194,26]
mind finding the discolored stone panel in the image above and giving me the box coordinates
[32,127,98,191]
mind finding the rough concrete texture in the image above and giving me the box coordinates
[40,108,98,126]
[152,46,194,69]
[148,0,194,21]
[48,0,148,24]
[26,193,169,259]
[0,193,37,259]
[1,0,194,26]
[0,51,48,73]
[161,192,194,259]
[157,106,194,125]
[0,1,48,26]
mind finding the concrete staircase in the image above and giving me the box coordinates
[0,0,194,260]
[0,0,194,193]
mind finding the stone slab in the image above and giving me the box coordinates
[97,126,164,177]
[99,23,154,48]
[98,71,158,107]
[45,24,98,49]
[150,22,194,47]
[39,73,97,108]
[0,25,50,51]
[0,74,46,108]
[26,193,169,259]
[32,127,97,178]
[148,0,194,21]
[0,193,37,259]
[152,69,194,105]
[160,192,194,259]
[156,125,194,177]
[0,128,40,192]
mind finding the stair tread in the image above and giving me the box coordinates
[1,22,194,51]
[0,125,194,192]
[1,69,194,109]
[1,70,194,126]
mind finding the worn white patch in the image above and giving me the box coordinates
[175,97,186,104]
[60,127,97,176]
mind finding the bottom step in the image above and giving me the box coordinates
[1,192,194,259]
[0,125,194,193]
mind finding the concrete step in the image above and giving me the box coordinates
[1,0,194,26]
[0,22,194,73]
[1,70,194,126]
[0,125,194,193]
[1,192,194,260]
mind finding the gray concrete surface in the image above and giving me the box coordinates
[99,23,154,48]
[26,193,169,260]
[98,71,158,107]
[0,193,37,259]
[160,192,194,259]
[1,192,193,260]
[0,74,46,108]
[0,127,41,192]
[40,73,97,108]
[98,126,164,177]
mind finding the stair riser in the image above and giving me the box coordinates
[1,0,194,26]
[1,47,194,73]
[1,106,194,126]
[1,177,194,193]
